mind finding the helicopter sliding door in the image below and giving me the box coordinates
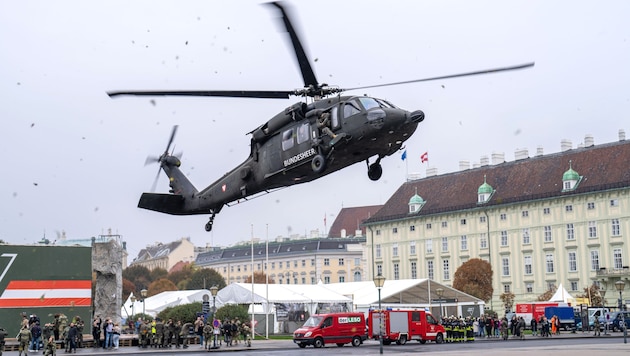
[280,122,317,173]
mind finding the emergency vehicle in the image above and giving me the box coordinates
[368,309,445,345]
[293,312,367,348]
[515,302,568,325]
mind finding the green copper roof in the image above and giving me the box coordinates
[478,175,493,194]
[563,161,580,181]
[409,193,425,205]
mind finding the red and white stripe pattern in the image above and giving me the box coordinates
[0,280,91,308]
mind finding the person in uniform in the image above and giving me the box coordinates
[593,317,601,336]
[180,321,192,349]
[0,326,8,356]
[18,325,32,356]
[203,322,213,349]
[154,318,164,348]
[42,336,55,356]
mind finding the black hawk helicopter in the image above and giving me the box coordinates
[108,2,534,232]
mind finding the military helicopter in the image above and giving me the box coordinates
[108,2,533,232]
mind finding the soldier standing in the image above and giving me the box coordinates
[155,318,164,348]
[594,317,601,336]
[18,325,32,356]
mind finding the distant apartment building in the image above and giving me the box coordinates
[196,237,367,285]
[130,237,195,272]
[363,131,630,309]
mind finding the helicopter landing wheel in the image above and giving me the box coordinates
[311,154,326,174]
[368,162,383,181]
[205,221,213,232]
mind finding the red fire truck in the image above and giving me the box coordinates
[368,309,445,345]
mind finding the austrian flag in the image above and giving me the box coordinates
[421,152,429,163]
[0,280,92,308]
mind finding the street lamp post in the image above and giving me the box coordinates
[373,273,386,355]
[615,280,626,343]
[210,285,219,349]
[129,295,138,320]
[435,288,444,322]
[140,289,148,316]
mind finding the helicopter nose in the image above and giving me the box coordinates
[409,110,425,123]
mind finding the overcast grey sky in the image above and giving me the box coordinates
[1,0,628,261]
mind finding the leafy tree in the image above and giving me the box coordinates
[215,304,249,322]
[452,258,493,302]
[148,278,178,296]
[150,267,168,281]
[122,278,136,302]
[187,268,226,290]
[244,271,275,284]
[157,302,202,323]
[500,292,516,313]
[537,285,556,301]
[575,283,603,306]
[167,263,194,288]
[123,265,152,290]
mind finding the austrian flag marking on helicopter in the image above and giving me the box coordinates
[222,184,227,192]
[283,148,316,167]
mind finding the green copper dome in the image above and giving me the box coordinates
[563,167,580,181]
[478,175,493,194]
[409,193,425,205]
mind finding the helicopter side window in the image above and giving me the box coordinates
[343,100,361,118]
[297,123,310,145]
[330,106,340,129]
[282,128,294,151]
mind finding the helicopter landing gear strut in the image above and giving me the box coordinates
[367,157,383,181]
[205,212,216,232]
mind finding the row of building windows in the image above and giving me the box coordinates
[225,272,363,285]
[221,257,361,273]
[375,248,623,282]
[374,219,622,257]
[375,201,621,235]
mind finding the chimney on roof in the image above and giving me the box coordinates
[459,160,470,171]
[473,162,480,168]
[514,148,529,161]
[561,139,572,152]
[480,155,489,166]
[536,146,544,156]
[620,129,626,141]
[491,152,505,165]
[426,167,438,177]
[584,134,594,147]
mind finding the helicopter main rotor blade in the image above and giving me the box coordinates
[342,62,535,92]
[108,90,293,99]
[268,2,319,89]
[164,125,178,156]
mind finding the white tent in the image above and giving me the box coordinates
[121,289,211,318]
[548,283,575,303]
[215,282,352,315]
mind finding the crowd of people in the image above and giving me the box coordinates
[12,312,86,356]
[93,314,253,351]
[466,314,562,340]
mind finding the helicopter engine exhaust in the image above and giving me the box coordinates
[409,110,425,123]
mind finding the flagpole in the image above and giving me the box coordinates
[251,224,255,341]
[265,225,269,340]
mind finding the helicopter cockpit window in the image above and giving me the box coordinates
[297,123,310,144]
[358,97,381,111]
[282,129,294,151]
[343,100,361,118]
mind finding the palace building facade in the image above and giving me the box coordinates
[363,131,629,310]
